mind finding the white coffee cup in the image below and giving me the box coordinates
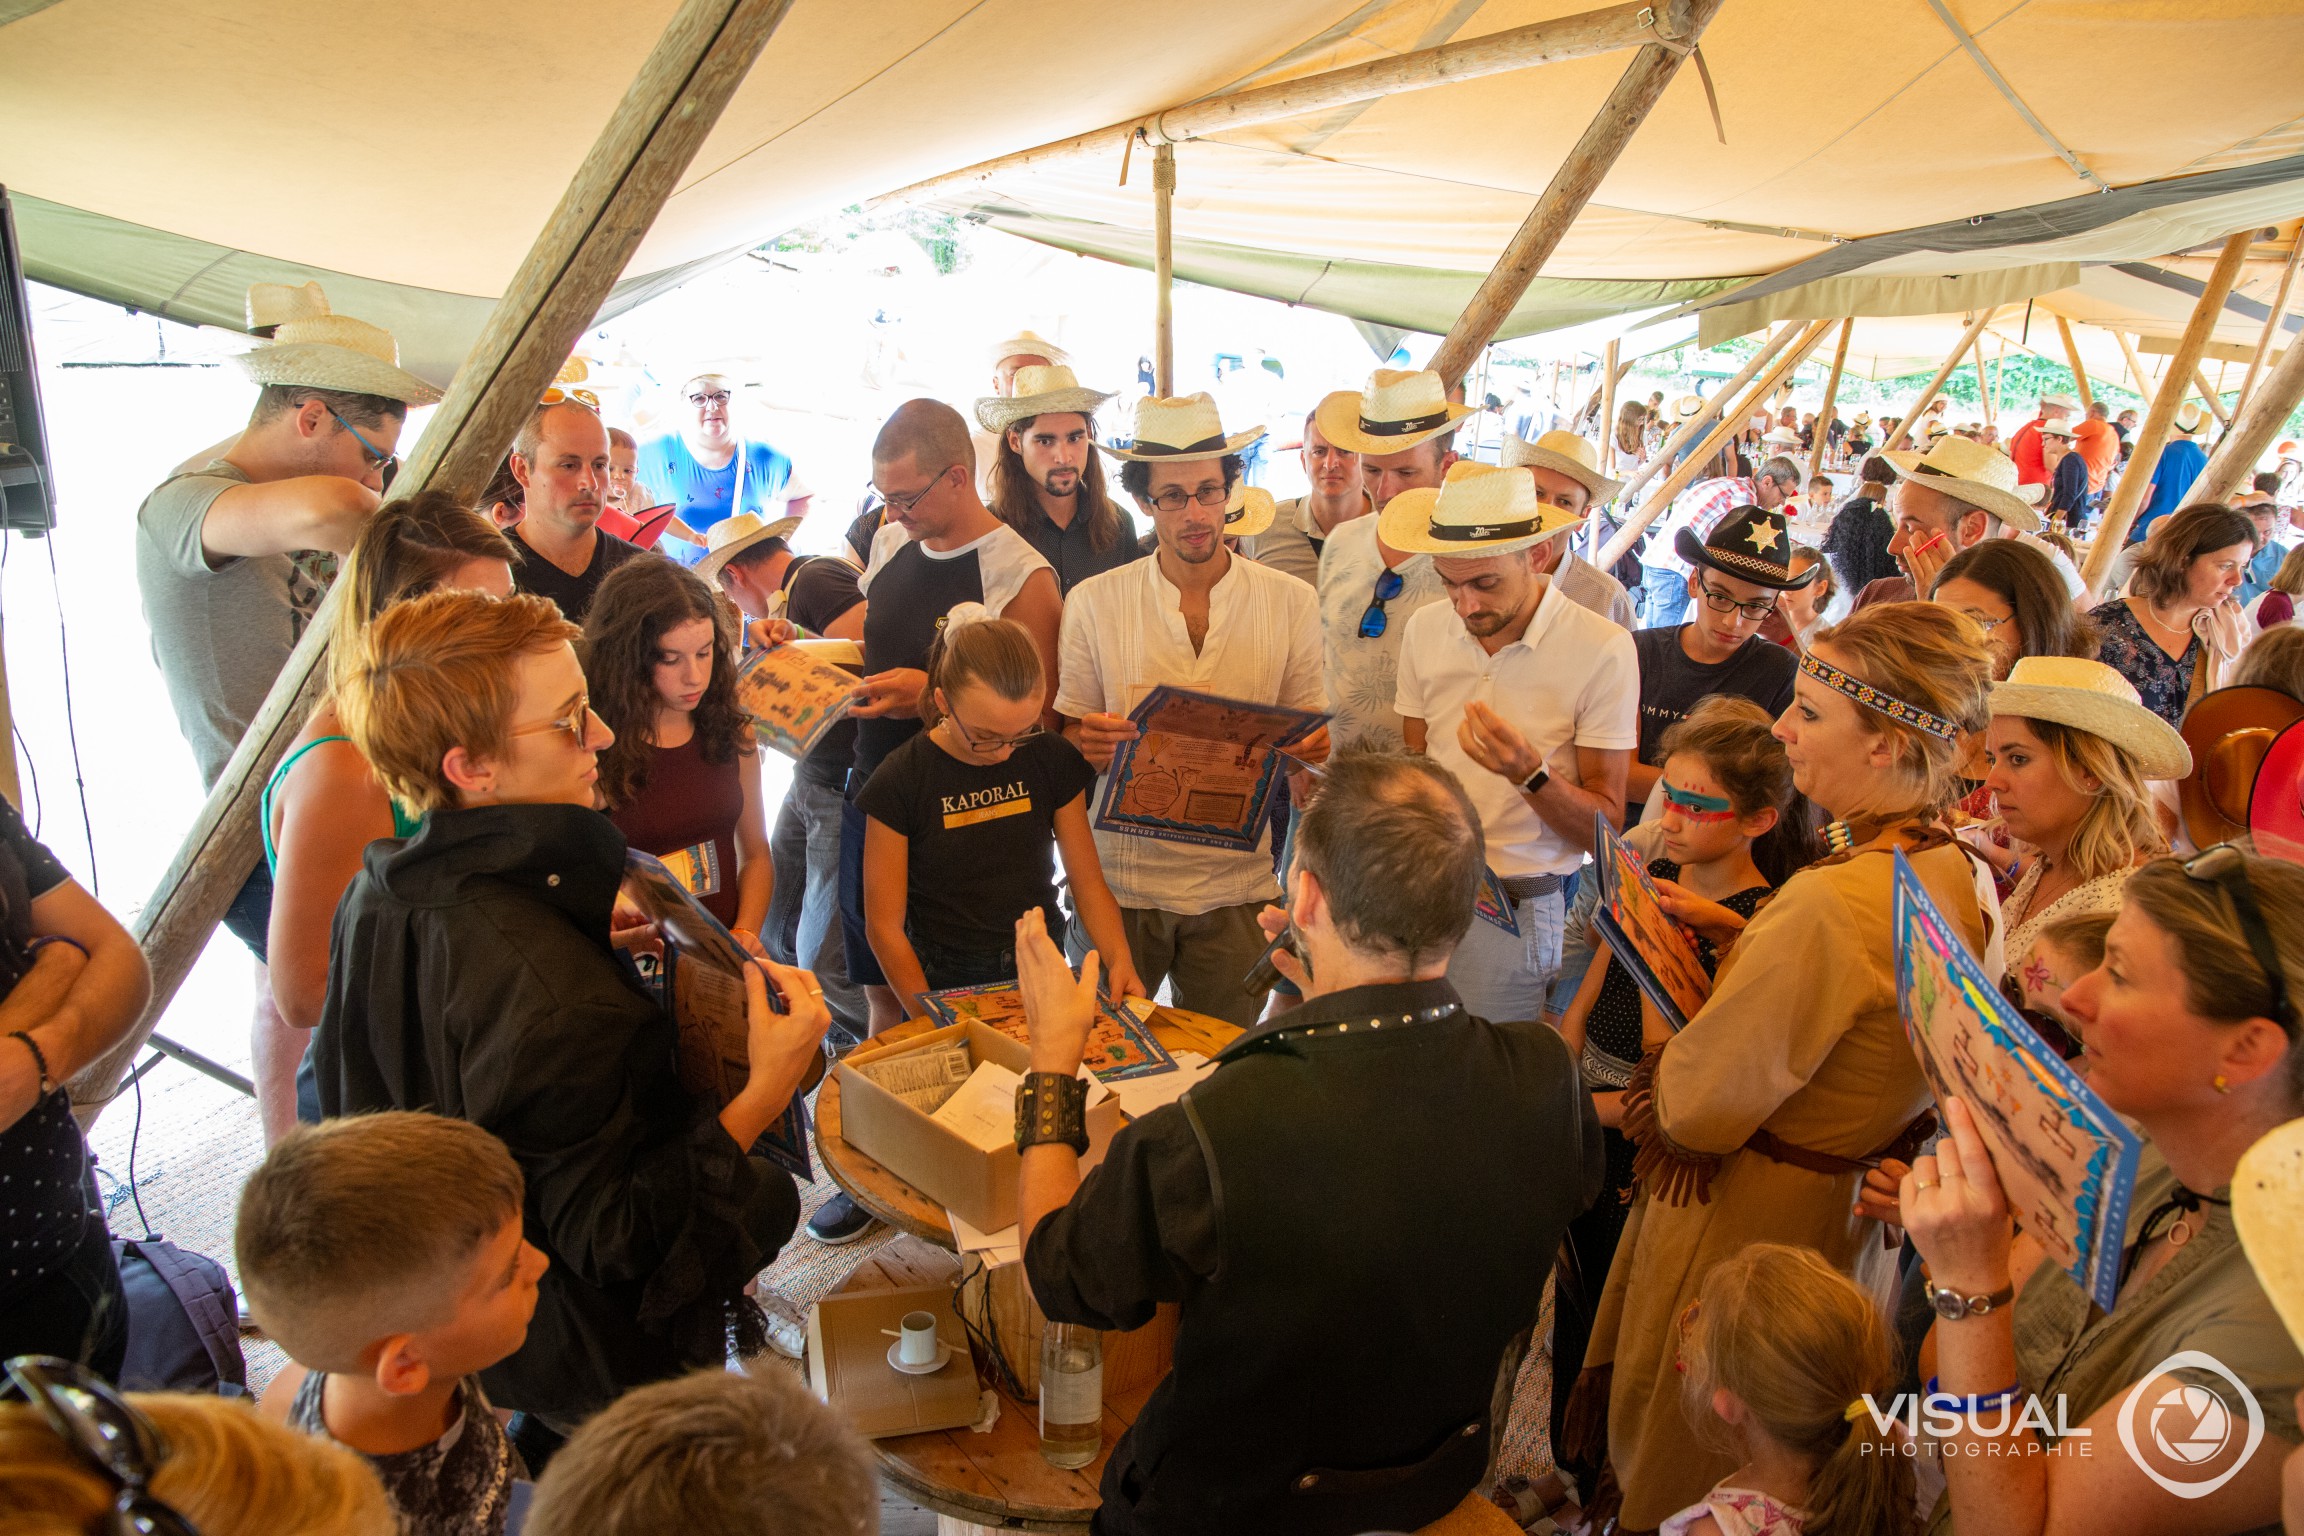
[898,1310,941,1367]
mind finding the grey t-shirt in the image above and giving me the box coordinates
[136,460,331,788]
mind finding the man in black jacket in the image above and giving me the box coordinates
[1009,752,1602,1535]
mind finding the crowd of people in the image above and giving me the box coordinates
[7,281,2304,1536]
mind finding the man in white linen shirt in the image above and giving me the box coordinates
[1057,393,1328,1026]
[1391,461,1637,1024]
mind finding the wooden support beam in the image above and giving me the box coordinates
[877,0,1683,209]
[2193,363,2233,426]
[1972,335,1995,424]
[2082,231,2253,590]
[1428,0,1727,387]
[2055,316,2092,410]
[1808,318,1852,486]
[1151,141,1175,397]
[1609,321,1804,511]
[1877,309,1999,457]
[2231,236,2303,424]
[2114,329,2158,412]
[1596,318,1834,570]
[1597,338,1621,471]
[2183,314,2304,508]
[70,0,800,1120]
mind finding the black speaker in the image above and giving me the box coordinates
[0,187,57,536]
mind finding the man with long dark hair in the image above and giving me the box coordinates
[976,366,1141,594]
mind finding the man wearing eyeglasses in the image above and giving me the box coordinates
[1055,394,1326,1028]
[1625,506,1807,817]
[136,287,437,1145]
[638,372,809,565]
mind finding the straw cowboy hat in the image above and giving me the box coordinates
[1678,505,1818,591]
[1762,427,1803,449]
[1673,394,1706,421]
[1103,392,1264,462]
[2037,418,2076,441]
[696,510,806,584]
[233,283,442,405]
[989,329,1070,367]
[1314,369,1478,455]
[974,365,1114,435]
[2181,686,2304,850]
[2038,393,2081,415]
[1502,430,1624,504]
[1223,483,1278,539]
[245,281,329,336]
[2174,402,2210,435]
[1376,459,1585,558]
[1882,435,2045,534]
[1989,657,2191,780]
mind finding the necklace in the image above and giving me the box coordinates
[2141,600,2198,639]
[2120,1183,2229,1286]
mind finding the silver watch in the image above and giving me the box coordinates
[1924,1276,2015,1320]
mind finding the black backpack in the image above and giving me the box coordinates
[110,1236,247,1396]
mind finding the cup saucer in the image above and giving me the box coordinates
[887,1337,957,1376]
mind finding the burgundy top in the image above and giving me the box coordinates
[610,733,746,928]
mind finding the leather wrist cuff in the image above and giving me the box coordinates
[1015,1071,1090,1155]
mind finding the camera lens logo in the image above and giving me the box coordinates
[2117,1351,2264,1498]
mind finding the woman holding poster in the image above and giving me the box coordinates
[1899,849,2304,1534]
[1567,603,1993,1530]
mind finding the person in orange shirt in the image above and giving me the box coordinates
[2072,399,2120,500]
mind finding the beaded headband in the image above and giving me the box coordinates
[1798,652,1961,741]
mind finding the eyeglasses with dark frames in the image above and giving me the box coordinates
[325,404,399,492]
[3,1355,203,1535]
[1695,578,1777,624]
[1358,568,1407,639]
[945,707,1045,754]
[1146,484,1232,514]
[2181,844,2298,1037]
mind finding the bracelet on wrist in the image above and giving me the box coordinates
[1923,1376,2023,1415]
[9,1030,55,1098]
[26,935,88,961]
[1014,1070,1089,1155]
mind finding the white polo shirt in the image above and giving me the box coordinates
[1394,577,1639,878]
[1057,549,1326,915]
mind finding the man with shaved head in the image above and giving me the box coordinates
[507,400,649,622]
[807,397,1063,1246]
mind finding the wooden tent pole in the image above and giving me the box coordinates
[1972,335,1995,424]
[2231,235,2303,424]
[1597,337,1621,470]
[2114,329,2158,412]
[1610,320,1804,510]
[2055,316,2092,410]
[1428,0,1728,388]
[1808,317,1852,485]
[2081,230,2253,590]
[1152,141,1176,397]
[2192,363,2233,426]
[1876,308,1998,456]
[2183,319,2304,508]
[69,0,801,1120]
[1595,318,1833,570]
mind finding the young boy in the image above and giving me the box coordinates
[238,1112,546,1536]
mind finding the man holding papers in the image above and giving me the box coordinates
[1057,394,1327,1026]
[1390,461,1638,1025]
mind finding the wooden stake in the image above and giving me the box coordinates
[1972,334,1995,424]
[1611,321,1806,511]
[2184,317,2304,507]
[70,0,802,1120]
[2114,329,2158,412]
[2231,234,2303,423]
[2055,316,2092,410]
[1596,318,1834,570]
[1808,318,1853,486]
[1598,338,1621,471]
[1152,141,1175,397]
[1877,309,1999,457]
[1428,0,1727,388]
[2081,230,2253,589]
[2193,363,2233,426]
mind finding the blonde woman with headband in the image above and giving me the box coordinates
[1566,602,1994,1530]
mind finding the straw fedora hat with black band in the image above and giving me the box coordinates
[1673,394,1706,422]
[2174,402,2209,435]
[1678,505,1817,592]
[1503,430,1624,504]
[1222,483,1277,539]
[232,283,443,406]
[1315,369,1477,456]
[974,365,1113,435]
[1989,657,2191,781]
[1377,460,1585,558]
[1103,393,1264,463]
[1883,435,2044,534]
[696,510,807,585]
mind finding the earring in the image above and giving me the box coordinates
[2213,1073,2231,1095]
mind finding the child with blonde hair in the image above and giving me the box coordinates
[1666,1243,1914,1536]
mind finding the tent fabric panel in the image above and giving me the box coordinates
[1693,265,2081,351]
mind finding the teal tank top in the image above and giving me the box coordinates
[261,735,423,871]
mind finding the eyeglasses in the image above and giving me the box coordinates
[686,390,732,408]
[881,466,955,519]
[325,405,399,492]
[3,1355,202,1535]
[1695,579,1777,623]
[1358,569,1407,639]
[945,708,1044,753]
[1948,606,2011,634]
[509,695,599,753]
[2182,844,2298,1036]
[1146,484,1231,514]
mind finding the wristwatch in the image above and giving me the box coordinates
[1519,765,1551,797]
[1923,1276,2016,1321]
[1014,1071,1090,1156]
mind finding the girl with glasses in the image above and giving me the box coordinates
[581,559,771,946]
[856,604,1144,1011]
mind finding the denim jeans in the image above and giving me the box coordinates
[1640,560,1690,628]
[1445,887,1565,1025]
[771,775,866,1038]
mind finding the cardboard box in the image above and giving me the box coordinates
[806,1283,981,1439]
[837,1022,1123,1232]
